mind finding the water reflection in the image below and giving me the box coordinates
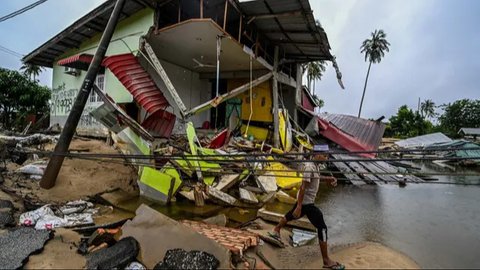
[316,165,480,268]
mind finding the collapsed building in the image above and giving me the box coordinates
[23,0,341,141]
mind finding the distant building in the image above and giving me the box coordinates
[458,128,480,141]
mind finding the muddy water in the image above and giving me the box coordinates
[306,164,480,269]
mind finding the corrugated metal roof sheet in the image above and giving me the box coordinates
[459,128,480,135]
[318,113,386,151]
[235,0,332,61]
[395,132,452,148]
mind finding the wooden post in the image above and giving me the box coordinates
[40,0,127,189]
[238,16,242,42]
[223,0,228,30]
[194,183,205,207]
[272,46,280,148]
[294,63,302,125]
[200,0,203,18]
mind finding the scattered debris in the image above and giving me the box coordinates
[291,228,317,247]
[0,227,52,269]
[86,237,140,269]
[19,200,97,230]
[0,199,15,228]
[181,220,259,255]
[154,249,219,270]
[121,204,231,269]
[257,207,316,231]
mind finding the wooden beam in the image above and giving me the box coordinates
[223,0,228,30]
[247,10,303,22]
[185,72,273,117]
[294,63,302,124]
[270,40,318,45]
[199,70,269,80]
[200,0,203,18]
[73,30,93,39]
[276,71,296,88]
[143,41,187,117]
[272,46,280,148]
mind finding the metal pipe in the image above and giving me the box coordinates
[40,0,127,189]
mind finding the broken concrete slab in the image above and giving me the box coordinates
[206,186,238,206]
[257,207,315,231]
[275,190,297,205]
[239,187,259,204]
[203,214,228,227]
[215,174,241,191]
[121,204,231,269]
[256,173,277,193]
[0,227,52,269]
[86,237,139,269]
[154,248,219,270]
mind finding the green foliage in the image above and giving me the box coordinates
[311,94,325,109]
[388,105,433,138]
[438,99,480,137]
[358,29,391,117]
[20,62,44,82]
[420,99,436,119]
[0,68,50,129]
[360,29,391,64]
[303,61,326,93]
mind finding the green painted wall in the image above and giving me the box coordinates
[50,8,154,134]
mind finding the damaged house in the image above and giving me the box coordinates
[23,0,340,145]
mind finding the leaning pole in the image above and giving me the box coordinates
[40,0,127,189]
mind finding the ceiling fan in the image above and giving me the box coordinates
[192,57,215,69]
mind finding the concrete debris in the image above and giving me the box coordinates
[181,220,259,255]
[0,227,52,269]
[206,186,238,206]
[291,228,317,247]
[239,187,259,204]
[257,207,316,231]
[203,214,228,227]
[86,237,140,269]
[121,204,231,269]
[256,173,278,193]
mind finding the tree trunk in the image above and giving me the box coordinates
[358,61,372,118]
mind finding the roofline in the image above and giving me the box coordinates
[23,0,120,66]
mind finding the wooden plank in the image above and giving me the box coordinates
[375,161,424,182]
[330,159,365,186]
[257,207,315,231]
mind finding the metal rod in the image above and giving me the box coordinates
[39,0,127,189]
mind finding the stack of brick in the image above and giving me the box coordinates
[181,220,259,255]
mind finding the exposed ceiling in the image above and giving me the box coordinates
[146,20,269,73]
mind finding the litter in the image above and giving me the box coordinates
[291,228,317,247]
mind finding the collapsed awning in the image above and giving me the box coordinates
[57,53,94,70]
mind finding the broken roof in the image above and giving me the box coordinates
[319,113,386,152]
[236,0,332,61]
[395,132,452,149]
[24,0,333,67]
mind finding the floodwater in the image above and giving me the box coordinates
[307,163,480,269]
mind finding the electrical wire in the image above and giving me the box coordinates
[0,0,48,23]
[0,44,24,58]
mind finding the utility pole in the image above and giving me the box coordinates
[40,0,127,189]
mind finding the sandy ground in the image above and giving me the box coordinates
[328,242,419,269]
[3,138,138,204]
[25,228,85,269]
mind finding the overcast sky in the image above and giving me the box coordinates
[1,0,479,119]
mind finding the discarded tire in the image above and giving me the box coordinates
[154,248,219,270]
[86,237,139,269]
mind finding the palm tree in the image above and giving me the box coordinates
[20,62,44,81]
[420,99,436,119]
[358,29,391,117]
[304,61,326,94]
